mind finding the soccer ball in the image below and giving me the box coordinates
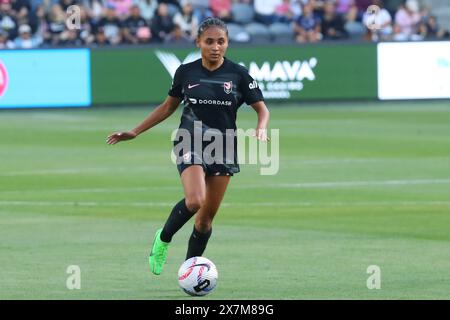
[178,256,218,296]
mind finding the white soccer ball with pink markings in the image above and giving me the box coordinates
[178,256,218,296]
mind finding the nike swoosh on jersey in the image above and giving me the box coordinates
[188,84,200,89]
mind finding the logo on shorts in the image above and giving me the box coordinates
[223,81,232,94]
[182,152,191,162]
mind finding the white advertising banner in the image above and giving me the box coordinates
[378,42,450,100]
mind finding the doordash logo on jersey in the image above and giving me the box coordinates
[0,61,9,98]
[188,98,232,106]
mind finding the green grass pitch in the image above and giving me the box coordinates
[0,101,449,299]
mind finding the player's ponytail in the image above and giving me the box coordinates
[197,17,228,38]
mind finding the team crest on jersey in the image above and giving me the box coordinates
[223,81,233,94]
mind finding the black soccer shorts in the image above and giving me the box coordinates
[174,150,240,177]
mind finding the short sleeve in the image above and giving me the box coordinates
[168,65,184,98]
[239,67,264,105]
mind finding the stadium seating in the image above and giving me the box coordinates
[428,0,450,31]
[269,22,295,43]
[227,22,250,43]
[1,0,449,49]
[230,3,255,25]
[244,22,271,43]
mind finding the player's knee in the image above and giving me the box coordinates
[195,219,212,233]
[185,195,205,213]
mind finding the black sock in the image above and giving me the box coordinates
[186,226,212,260]
[160,199,196,243]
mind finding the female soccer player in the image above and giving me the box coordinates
[107,18,270,275]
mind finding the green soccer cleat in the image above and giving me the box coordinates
[149,228,169,275]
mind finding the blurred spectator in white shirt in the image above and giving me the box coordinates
[0,28,14,48]
[134,0,157,21]
[173,0,198,39]
[254,0,282,25]
[362,0,392,41]
[394,0,422,41]
[14,23,42,48]
[82,0,105,24]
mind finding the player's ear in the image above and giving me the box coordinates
[195,37,200,48]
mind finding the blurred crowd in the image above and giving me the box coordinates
[0,0,449,49]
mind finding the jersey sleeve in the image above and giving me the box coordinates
[238,67,264,105]
[168,65,184,98]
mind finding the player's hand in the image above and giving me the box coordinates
[106,131,137,145]
[253,128,270,142]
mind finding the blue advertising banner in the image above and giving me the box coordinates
[0,49,91,108]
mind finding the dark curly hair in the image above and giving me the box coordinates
[197,17,228,38]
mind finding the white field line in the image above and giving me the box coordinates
[0,200,450,208]
[266,179,450,189]
[0,167,164,176]
[0,158,392,176]
[281,159,384,165]
[1,179,450,195]
[2,156,450,176]
[0,186,179,194]
[0,201,174,207]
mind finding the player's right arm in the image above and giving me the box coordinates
[106,96,181,145]
[108,64,185,145]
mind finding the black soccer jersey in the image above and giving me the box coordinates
[168,57,264,134]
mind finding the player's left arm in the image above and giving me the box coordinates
[251,101,270,142]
